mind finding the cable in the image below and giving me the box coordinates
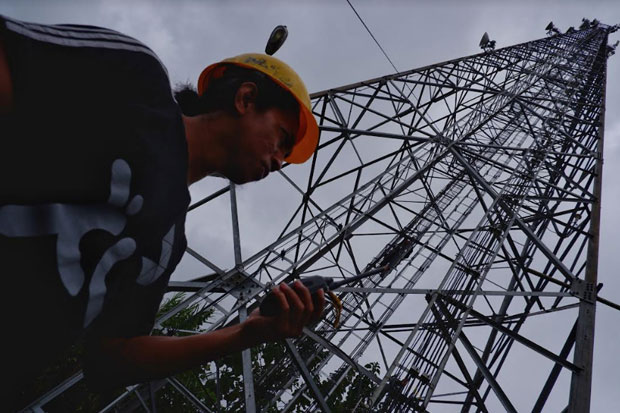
[344,0,418,115]
[345,0,400,74]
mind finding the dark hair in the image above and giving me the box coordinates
[174,65,299,117]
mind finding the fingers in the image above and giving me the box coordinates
[272,284,289,315]
[262,281,327,340]
[280,283,304,331]
[310,288,326,323]
[292,280,314,326]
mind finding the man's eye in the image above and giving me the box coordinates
[280,130,295,157]
[282,144,292,158]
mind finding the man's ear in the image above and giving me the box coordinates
[234,82,258,115]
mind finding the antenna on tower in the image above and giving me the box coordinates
[580,18,591,30]
[479,32,496,52]
[608,40,619,57]
[545,21,561,36]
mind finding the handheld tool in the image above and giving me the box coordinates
[259,266,389,320]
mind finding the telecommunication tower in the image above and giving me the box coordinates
[24,20,618,413]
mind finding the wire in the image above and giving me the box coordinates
[344,0,417,115]
[345,0,400,74]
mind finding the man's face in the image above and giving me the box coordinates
[224,106,299,184]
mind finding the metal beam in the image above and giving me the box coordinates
[568,39,607,413]
[533,321,577,413]
[439,294,580,372]
[339,287,572,297]
[434,303,517,413]
[166,377,214,413]
[284,339,332,413]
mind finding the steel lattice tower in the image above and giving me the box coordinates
[24,21,618,413]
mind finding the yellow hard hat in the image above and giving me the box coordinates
[197,53,319,164]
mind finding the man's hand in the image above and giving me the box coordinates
[243,281,326,344]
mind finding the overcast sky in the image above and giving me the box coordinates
[2,0,618,411]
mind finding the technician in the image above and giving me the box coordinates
[0,14,324,407]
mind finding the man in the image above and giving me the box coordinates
[0,14,324,409]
